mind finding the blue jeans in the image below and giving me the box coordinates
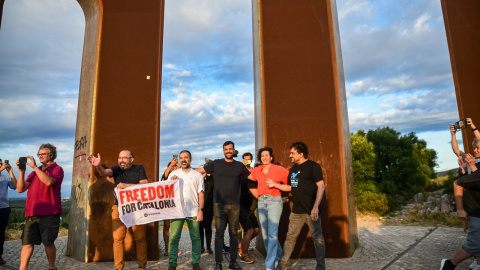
[214,203,240,262]
[258,195,283,269]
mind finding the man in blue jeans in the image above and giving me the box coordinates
[197,141,251,270]
[167,150,204,270]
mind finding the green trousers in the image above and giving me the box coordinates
[169,217,201,266]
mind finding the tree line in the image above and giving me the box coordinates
[351,126,439,214]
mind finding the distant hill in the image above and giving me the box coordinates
[436,168,457,177]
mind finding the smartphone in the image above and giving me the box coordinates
[4,160,8,164]
[19,157,27,170]
[173,154,178,159]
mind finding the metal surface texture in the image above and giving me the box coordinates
[442,0,480,155]
[252,0,357,258]
[68,0,164,262]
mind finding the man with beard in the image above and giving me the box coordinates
[88,150,148,270]
[267,141,325,270]
[16,144,64,270]
[197,141,251,270]
[167,150,204,270]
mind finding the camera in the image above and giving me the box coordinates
[454,119,468,131]
[19,157,27,170]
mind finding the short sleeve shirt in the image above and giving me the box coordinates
[111,164,147,187]
[25,163,64,216]
[288,160,323,214]
[168,168,204,217]
[0,174,16,209]
[250,164,289,197]
[204,159,251,204]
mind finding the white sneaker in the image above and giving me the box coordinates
[470,259,478,269]
[440,259,447,270]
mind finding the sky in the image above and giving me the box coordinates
[0,0,462,198]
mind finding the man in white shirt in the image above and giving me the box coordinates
[167,150,204,270]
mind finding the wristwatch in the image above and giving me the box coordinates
[199,208,204,211]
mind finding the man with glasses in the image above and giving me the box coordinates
[16,143,64,270]
[88,150,148,270]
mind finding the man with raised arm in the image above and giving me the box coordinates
[88,150,148,270]
[16,143,64,270]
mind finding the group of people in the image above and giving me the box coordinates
[441,118,480,270]
[0,143,64,270]
[0,140,326,270]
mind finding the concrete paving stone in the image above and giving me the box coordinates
[0,226,472,270]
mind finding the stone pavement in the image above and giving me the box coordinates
[0,226,473,270]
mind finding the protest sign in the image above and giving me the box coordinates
[114,180,184,227]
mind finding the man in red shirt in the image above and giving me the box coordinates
[16,143,64,270]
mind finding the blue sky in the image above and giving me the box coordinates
[0,0,462,198]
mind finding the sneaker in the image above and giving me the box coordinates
[214,262,223,270]
[240,254,254,264]
[0,257,5,265]
[168,266,176,270]
[470,259,478,270]
[228,260,242,270]
[223,244,230,254]
[207,248,213,254]
[192,263,202,270]
[440,259,455,270]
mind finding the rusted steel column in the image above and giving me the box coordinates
[252,0,358,258]
[68,0,164,262]
[442,0,480,154]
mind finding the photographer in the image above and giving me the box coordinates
[0,159,17,265]
[16,144,64,270]
[450,118,480,161]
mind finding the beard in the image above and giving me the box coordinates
[224,152,234,159]
[119,162,130,170]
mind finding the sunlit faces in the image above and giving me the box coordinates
[223,143,235,160]
[37,148,52,164]
[118,150,133,170]
[289,147,303,164]
[260,150,273,165]
[179,152,192,169]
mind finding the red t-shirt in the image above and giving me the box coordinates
[25,163,64,217]
[250,164,289,197]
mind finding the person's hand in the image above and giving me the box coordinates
[465,153,475,167]
[450,124,456,135]
[26,155,37,169]
[117,183,129,189]
[88,153,102,167]
[0,163,7,172]
[282,197,289,203]
[457,208,468,221]
[265,179,275,188]
[311,207,319,221]
[170,175,179,180]
[5,164,12,172]
[196,211,204,222]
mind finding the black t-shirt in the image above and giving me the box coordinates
[240,180,258,209]
[204,159,251,204]
[111,164,148,187]
[288,160,323,214]
[456,168,480,217]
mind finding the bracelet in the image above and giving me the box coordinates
[473,128,478,131]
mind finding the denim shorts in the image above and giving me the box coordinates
[21,214,60,246]
[463,215,480,257]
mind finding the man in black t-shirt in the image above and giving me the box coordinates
[267,142,326,270]
[88,150,148,270]
[197,141,250,270]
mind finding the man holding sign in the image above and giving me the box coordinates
[88,150,148,270]
[167,150,204,270]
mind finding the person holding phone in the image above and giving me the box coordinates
[15,144,64,270]
[0,159,17,265]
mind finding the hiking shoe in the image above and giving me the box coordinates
[214,262,223,270]
[168,265,176,270]
[192,263,202,270]
[228,260,242,270]
[240,254,254,264]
